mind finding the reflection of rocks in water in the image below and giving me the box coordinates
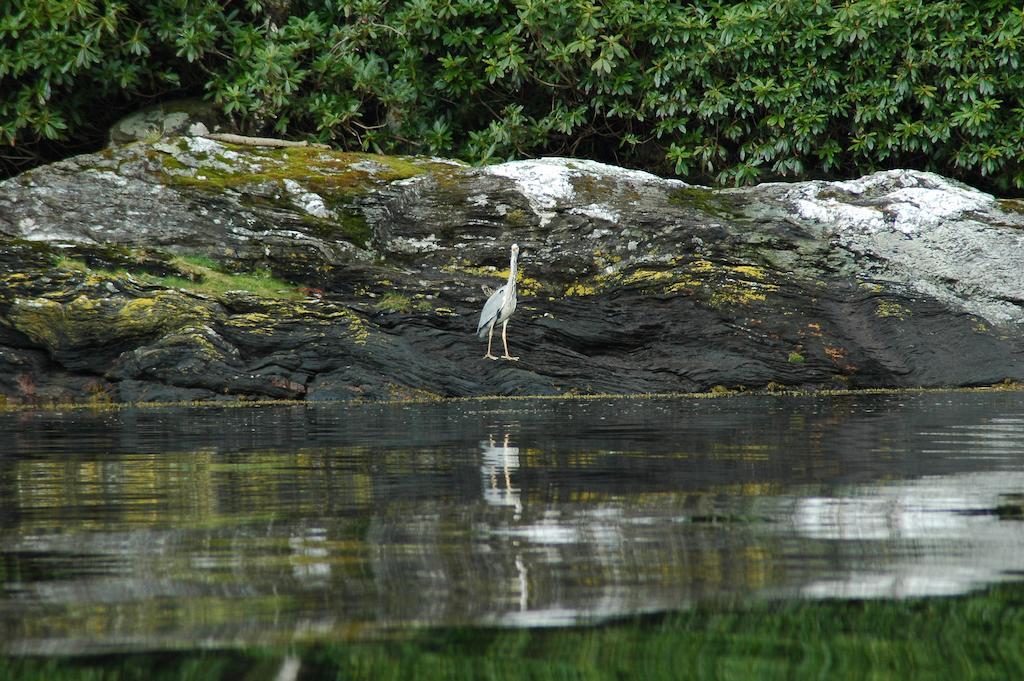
[791,471,1024,599]
[364,493,767,626]
[5,397,1024,653]
[361,469,1024,626]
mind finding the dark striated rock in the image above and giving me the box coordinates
[1,135,1022,404]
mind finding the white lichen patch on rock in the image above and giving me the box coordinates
[572,203,621,223]
[483,157,684,227]
[794,198,882,231]
[184,135,238,161]
[784,169,1024,325]
[348,159,392,176]
[390,234,441,254]
[154,135,256,175]
[17,216,89,243]
[790,170,995,236]
[85,169,129,188]
[484,159,573,226]
[283,179,332,219]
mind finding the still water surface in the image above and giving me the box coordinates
[1,391,1024,656]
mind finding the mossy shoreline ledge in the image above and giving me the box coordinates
[1,384,1022,414]
[1,136,1024,405]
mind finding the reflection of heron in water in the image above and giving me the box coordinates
[480,432,527,611]
[480,432,522,517]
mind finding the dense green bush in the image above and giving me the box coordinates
[0,0,222,173]
[4,0,1024,192]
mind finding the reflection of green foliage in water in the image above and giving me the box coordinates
[4,584,1024,680]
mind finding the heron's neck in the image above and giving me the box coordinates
[507,254,518,289]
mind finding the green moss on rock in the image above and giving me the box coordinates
[8,290,216,352]
[997,199,1024,219]
[144,256,301,300]
[668,187,744,220]
[157,143,427,197]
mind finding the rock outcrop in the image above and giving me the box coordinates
[1,133,1022,404]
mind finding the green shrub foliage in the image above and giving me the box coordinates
[4,0,1024,190]
[0,0,221,173]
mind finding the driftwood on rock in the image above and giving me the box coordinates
[202,132,330,149]
[0,133,1022,404]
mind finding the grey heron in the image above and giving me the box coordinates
[476,243,520,360]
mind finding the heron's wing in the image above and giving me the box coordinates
[476,285,507,337]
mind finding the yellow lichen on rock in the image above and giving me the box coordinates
[7,298,66,349]
[223,298,374,345]
[287,301,373,345]
[118,291,216,333]
[710,289,766,306]
[665,275,701,294]
[565,265,698,297]
[876,300,911,319]
[593,249,622,268]
[563,258,777,304]
[8,289,216,353]
[446,264,543,296]
[731,265,768,280]
[222,312,277,335]
[621,269,676,285]
[120,292,198,326]
[336,308,371,345]
[699,262,779,307]
[564,282,598,297]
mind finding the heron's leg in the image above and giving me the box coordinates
[484,323,499,360]
[500,320,519,361]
